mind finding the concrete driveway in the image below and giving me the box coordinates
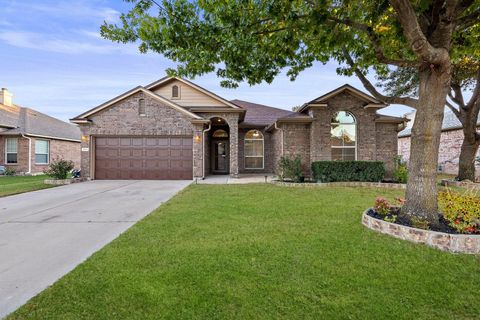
[0,180,191,318]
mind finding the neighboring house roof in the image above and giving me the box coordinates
[231,99,299,126]
[398,111,480,137]
[0,103,81,141]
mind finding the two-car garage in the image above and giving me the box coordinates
[94,136,193,180]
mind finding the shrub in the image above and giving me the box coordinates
[44,158,74,180]
[374,197,391,216]
[311,161,385,182]
[278,155,304,182]
[5,167,16,176]
[410,216,429,230]
[438,189,480,234]
[393,155,408,183]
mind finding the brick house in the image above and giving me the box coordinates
[70,76,405,180]
[0,88,81,175]
[398,111,480,177]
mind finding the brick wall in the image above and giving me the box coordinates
[376,123,399,177]
[238,128,274,174]
[399,129,480,177]
[281,123,311,175]
[0,135,80,174]
[309,92,378,162]
[79,92,197,179]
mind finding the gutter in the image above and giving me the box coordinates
[21,133,32,175]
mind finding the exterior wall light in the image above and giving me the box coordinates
[194,135,201,143]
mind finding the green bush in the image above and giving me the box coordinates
[311,161,385,182]
[393,155,408,183]
[5,167,16,176]
[278,155,304,182]
[44,158,74,180]
[438,189,480,234]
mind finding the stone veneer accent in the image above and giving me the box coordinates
[362,210,480,254]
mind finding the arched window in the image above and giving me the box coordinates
[331,111,356,160]
[245,130,264,169]
[172,85,179,98]
[138,98,146,116]
[212,129,229,138]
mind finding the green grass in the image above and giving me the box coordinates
[0,175,54,197]
[8,185,480,319]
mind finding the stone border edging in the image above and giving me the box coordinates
[271,180,406,189]
[362,210,480,254]
[44,178,85,185]
[441,179,480,189]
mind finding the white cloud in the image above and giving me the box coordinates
[0,30,139,55]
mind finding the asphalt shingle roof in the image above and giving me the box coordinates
[398,111,480,137]
[0,103,81,141]
[230,99,304,126]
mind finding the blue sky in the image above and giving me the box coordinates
[0,0,413,121]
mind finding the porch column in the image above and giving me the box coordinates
[227,118,239,177]
[192,123,204,179]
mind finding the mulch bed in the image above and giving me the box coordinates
[366,208,461,234]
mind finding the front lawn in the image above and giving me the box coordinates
[9,185,480,319]
[0,175,54,197]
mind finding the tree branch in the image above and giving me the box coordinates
[389,0,450,65]
[467,69,480,109]
[342,48,418,108]
[446,100,461,118]
[329,17,420,68]
[456,9,479,29]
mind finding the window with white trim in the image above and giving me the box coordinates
[35,139,49,164]
[5,138,17,164]
[331,111,356,160]
[244,130,264,169]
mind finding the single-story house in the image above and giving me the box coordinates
[0,88,81,174]
[398,111,480,177]
[70,76,406,180]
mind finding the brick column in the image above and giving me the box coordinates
[227,117,239,177]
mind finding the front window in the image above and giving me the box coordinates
[138,98,146,116]
[212,129,228,138]
[172,85,179,98]
[6,138,17,164]
[35,139,49,164]
[244,130,264,169]
[331,111,356,160]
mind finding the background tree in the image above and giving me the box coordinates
[377,63,480,181]
[102,0,480,223]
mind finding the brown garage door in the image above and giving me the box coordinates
[95,136,193,180]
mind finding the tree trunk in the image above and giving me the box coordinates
[402,66,451,224]
[457,128,480,181]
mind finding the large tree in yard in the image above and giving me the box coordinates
[377,63,480,181]
[102,0,480,224]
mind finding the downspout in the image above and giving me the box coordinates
[202,122,212,179]
[21,133,32,175]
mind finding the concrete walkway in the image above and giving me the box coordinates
[196,174,275,184]
[0,180,190,318]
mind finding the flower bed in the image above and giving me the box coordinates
[362,210,480,254]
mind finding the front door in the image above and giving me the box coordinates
[212,140,229,174]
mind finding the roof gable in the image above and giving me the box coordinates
[146,76,240,109]
[71,86,202,122]
[309,84,382,104]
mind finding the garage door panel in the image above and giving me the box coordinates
[95,136,192,180]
